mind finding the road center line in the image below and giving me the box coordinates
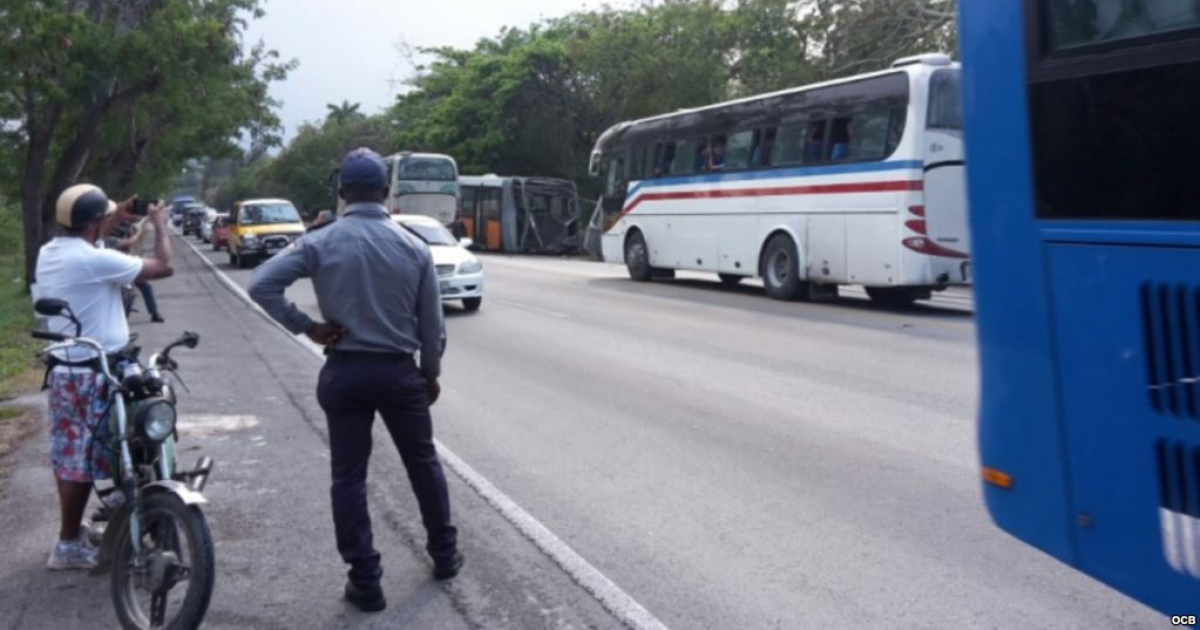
[177,234,668,630]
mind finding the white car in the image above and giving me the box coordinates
[392,214,484,311]
[199,208,221,243]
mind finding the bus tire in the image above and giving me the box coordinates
[624,231,653,282]
[761,234,805,301]
[718,273,743,286]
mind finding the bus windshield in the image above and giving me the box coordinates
[241,203,300,225]
[398,158,456,182]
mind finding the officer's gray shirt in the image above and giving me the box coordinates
[249,203,444,378]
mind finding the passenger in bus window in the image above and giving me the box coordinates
[829,118,852,161]
[804,122,827,163]
[709,136,727,170]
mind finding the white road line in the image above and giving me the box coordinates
[177,235,669,630]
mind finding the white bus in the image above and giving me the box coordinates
[588,53,968,305]
[383,152,460,226]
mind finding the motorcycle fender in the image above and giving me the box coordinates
[145,480,209,506]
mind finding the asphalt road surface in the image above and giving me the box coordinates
[186,236,1160,629]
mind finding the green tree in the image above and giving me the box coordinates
[0,0,290,287]
[325,100,363,125]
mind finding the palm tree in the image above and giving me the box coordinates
[325,100,363,125]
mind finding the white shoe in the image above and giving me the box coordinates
[46,538,98,570]
[80,522,104,548]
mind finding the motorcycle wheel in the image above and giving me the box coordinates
[111,493,215,630]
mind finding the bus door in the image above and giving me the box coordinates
[459,185,478,240]
[922,68,971,282]
[478,186,502,250]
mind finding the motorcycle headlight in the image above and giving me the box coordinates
[136,399,177,443]
[458,259,482,274]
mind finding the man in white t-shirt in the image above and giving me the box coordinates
[34,183,174,570]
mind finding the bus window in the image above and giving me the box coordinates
[652,142,676,176]
[630,147,645,180]
[752,128,777,166]
[927,69,962,130]
[1031,60,1200,219]
[605,153,626,196]
[459,186,478,220]
[853,111,891,160]
[772,120,826,166]
[398,157,456,181]
[672,138,698,175]
[771,124,806,165]
[828,117,852,161]
[725,130,755,169]
[1048,0,1200,49]
[826,111,894,162]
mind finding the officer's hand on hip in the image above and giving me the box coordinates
[426,377,441,406]
[305,322,347,346]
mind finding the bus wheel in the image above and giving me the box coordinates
[718,273,742,286]
[762,235,805,301]
[625,231,653,282]
[865,287,921,307]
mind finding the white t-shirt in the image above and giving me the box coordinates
[34,237,144,358]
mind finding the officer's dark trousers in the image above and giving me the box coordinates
[135,280,159,317]
[316,351,458,584]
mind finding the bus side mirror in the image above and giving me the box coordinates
[588,150,601,177]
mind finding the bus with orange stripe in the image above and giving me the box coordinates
[587,53,968,306]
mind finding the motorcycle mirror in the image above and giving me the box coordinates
[33,298,68,317]
[181,331,200,349]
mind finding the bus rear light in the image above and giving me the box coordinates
[982,467,1014,489]
[902,236,969,259]
[905,219,927,235]
[908,205,926,217]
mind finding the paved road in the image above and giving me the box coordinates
[0,236,618,630]
[190,237,1160,629]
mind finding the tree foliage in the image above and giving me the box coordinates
[219,0,956,212]
[0,0,291,286]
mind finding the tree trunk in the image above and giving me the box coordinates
[20,113,59,290]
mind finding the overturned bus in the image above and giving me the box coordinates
[457,175,582,254]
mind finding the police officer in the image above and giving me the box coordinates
[249,148,461,613]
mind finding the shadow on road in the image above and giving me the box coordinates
[585,276,974,321]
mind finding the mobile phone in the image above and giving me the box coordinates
[131,198,154,216]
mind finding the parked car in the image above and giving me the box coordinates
[227,199,306,268]
[210,214,231,251]
[199,208,220,243]
[392,214,484,311]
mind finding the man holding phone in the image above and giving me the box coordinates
[34,184,174,570]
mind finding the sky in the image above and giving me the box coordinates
[243,0,615,142]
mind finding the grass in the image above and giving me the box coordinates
[0,206,40,398]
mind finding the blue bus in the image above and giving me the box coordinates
[961,0,1200,615]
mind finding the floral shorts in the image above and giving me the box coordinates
[47,369,112,482]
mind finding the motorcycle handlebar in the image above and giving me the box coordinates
[31,330,67,342]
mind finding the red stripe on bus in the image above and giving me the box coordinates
[620,180,924,217]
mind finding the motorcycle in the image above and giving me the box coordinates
[32,298,215,630]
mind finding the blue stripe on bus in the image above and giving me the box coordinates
[625,160,925,199]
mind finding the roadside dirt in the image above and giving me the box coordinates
[0,369,43,501]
